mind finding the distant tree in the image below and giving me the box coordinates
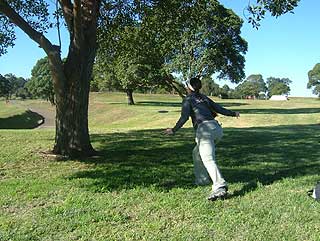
[26,57,54,104]
[247,74,267,92]
[165,0,247,83]
[99,0,248,103]
[307,63,320,97]
[0,74,11,99]
[15,86,30,99]
[228,88,242,99]
[96,12,172,104]
[235,74,267,98]
[113,27,166,105]
[2,73,27,98]
[97,27,169,104]
[92,65,120,92]
[13,77,27,94]
[267,77,291,96]
[200,77,219,96]
[201,79,232,98]
[220,84,231,99]
[235,82,253,98]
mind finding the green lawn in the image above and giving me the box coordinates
[0,93,320,240]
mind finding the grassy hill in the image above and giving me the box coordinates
[0,93,319,240]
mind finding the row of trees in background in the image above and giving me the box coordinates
[234,74,292,99]
[91,71,293,100]
[0,61,293,102]
[5,59,320,103]
[0,57,54,104]
[0,73,28,100]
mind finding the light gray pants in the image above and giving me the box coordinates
[193,120,227,191]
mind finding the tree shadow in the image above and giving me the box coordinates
[136,101,181,107]
[238,107,320,115]
[67,124,320,197]
[0,110,44,129]
[136,101,248,108]
[219,124,320,197]
[218,102,249,107]
[68,129,196,191]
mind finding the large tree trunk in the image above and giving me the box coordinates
[126,89,135,105]
[49,39,97,157]
[48,1,99,157]
[48,45,96,157]
[1,0,101,157]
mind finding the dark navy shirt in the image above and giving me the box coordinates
[172,93,236,133]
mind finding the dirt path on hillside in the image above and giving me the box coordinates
[29,107,55,129]
[4,100,55,129]
[28,105,55,129]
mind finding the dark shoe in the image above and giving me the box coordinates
[208,187,228,201]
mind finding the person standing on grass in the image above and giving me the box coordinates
[164,77,240,201]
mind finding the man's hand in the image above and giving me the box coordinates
[163,128,174,135]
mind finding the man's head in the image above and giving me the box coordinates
[187,77,202,93]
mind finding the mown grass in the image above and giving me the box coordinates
[0,93,320,240]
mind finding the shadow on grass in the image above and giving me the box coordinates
[136,101,181,107]
[219,125,320,197]
[136,101,249,108]
[69,129,196,191]
[103,101,319,115]
[0,110,44,129]
[68,124,320,197]
[239,107,320,115]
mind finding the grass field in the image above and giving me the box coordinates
[0,93,320,240]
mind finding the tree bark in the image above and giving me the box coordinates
[50,29,97,158]
[126,89,135,105]
[1,0,101,157]
[48,0,100,157]
[51,57,95,157]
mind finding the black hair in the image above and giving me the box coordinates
[189,77,202,93]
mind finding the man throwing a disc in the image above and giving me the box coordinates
[164,77,240,201]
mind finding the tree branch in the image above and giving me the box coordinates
[83,0,101,41]
[80,0,101,33]
[59,0,73,34]
[163,75,186,98]
[73,0,84,49]
[0,0,57,55]
[94,0,102,18]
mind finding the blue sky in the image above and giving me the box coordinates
[0,1,319,97]
[220,0,320,97]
